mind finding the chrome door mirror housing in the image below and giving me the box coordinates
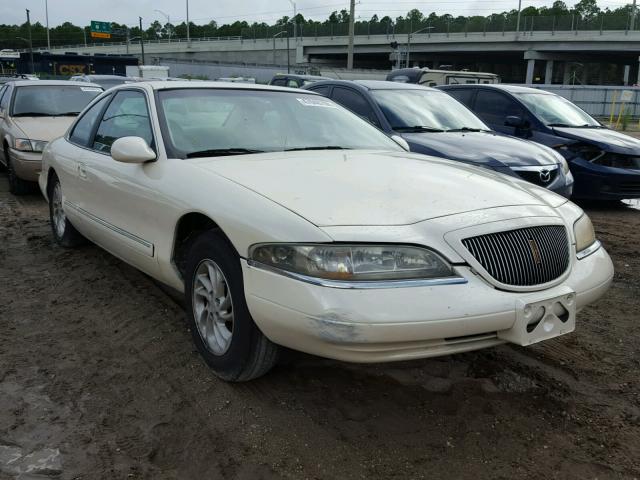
[111,136,156,164]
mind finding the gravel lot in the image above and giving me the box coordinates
[1,172,639,480]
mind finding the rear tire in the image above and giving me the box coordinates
[185,230,279,382]
[6,154,33,196]
[48,175,85,248]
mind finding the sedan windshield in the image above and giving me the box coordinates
[371,89,489,132]
[157,89,402,158]
[513,92,600,128]
[12,85,103,116]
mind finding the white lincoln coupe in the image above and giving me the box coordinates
[39,82,614,381]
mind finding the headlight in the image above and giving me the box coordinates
[573,214,596,254]
[558,156,570,175]
[13,138,48,153]
[250,244,455,281]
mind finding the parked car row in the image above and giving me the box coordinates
[299,79,640,202]
[2,79,608,382]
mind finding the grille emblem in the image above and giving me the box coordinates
[539,169,551,183]
[528,238,543,265]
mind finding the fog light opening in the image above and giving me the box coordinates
[526,306,546,333]
[552,302,570,323]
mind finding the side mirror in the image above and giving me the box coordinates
[390,134,410,151]
[505,115,528,129]
[111,136,156,164]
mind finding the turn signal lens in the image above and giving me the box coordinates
[574,214,596,253]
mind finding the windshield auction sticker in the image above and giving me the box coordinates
[80,87,103,92]
[296,97,338,108]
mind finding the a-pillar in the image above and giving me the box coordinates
[545,60,554,84]
[525,59,535,84]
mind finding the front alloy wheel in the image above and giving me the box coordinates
[192,259,234,355]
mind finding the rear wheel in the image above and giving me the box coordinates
[48,176,85,247]
[6,154,32,196]
[185,230,279,381]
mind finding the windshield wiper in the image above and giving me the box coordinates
[392,126,445,133]
[446,127,486,132]
[185,148,264,158]
[12,112,52,117]
[547,123,596,128]
[284,146,350,151]
[51,112,81,116]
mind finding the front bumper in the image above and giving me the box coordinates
[8,148,42,183]
[570,158,640,200]
[242,246,613,363]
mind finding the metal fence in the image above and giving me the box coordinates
[521,85,640,118]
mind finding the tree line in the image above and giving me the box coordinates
[0,0,635,50]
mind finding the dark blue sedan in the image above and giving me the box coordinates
[303,80,573,197]
[439,84,640,201]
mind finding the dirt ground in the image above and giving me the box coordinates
[0,172,639,480]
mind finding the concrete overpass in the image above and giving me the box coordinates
[39,29,640,84]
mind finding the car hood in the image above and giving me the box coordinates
[401,131,559,167]
[553,127,640,155]
[11,116,75,142]
[191,150,565,227]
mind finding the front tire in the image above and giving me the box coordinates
[6,155,33,195]
[185,231,279,382]
[48,176,85,247]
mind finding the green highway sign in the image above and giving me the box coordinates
[90,20,111,34]
[90,20,112,39]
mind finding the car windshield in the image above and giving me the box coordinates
[371,89,490,132]
[157,88,403,158]
[12,85,103,116]
[513,92,600,127]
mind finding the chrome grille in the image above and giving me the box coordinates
[462,225,570,287]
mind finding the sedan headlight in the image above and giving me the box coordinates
[13,138,48,153]
[250,244,455,281]
[558,156,570,175]
[574,214,597,254]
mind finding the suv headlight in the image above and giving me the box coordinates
[250,244,455,281]
[574,214,598,257]
[13,138,48,153]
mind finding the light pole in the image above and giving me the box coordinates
[186,0,190,46]
[45,0,50,50]
[25,10,34,74]
[272,30,287,67]
[288,0,297,41]
[139,17,146,65]
[347,0,355,69]
[516,0,523,33]
[154,9,172,40]
[406,26,433,68]
[632,0,637,30]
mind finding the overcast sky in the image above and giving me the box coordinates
[1,0,631,28]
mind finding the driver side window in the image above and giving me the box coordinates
[474,90,525,126]
[93,90,153,154]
